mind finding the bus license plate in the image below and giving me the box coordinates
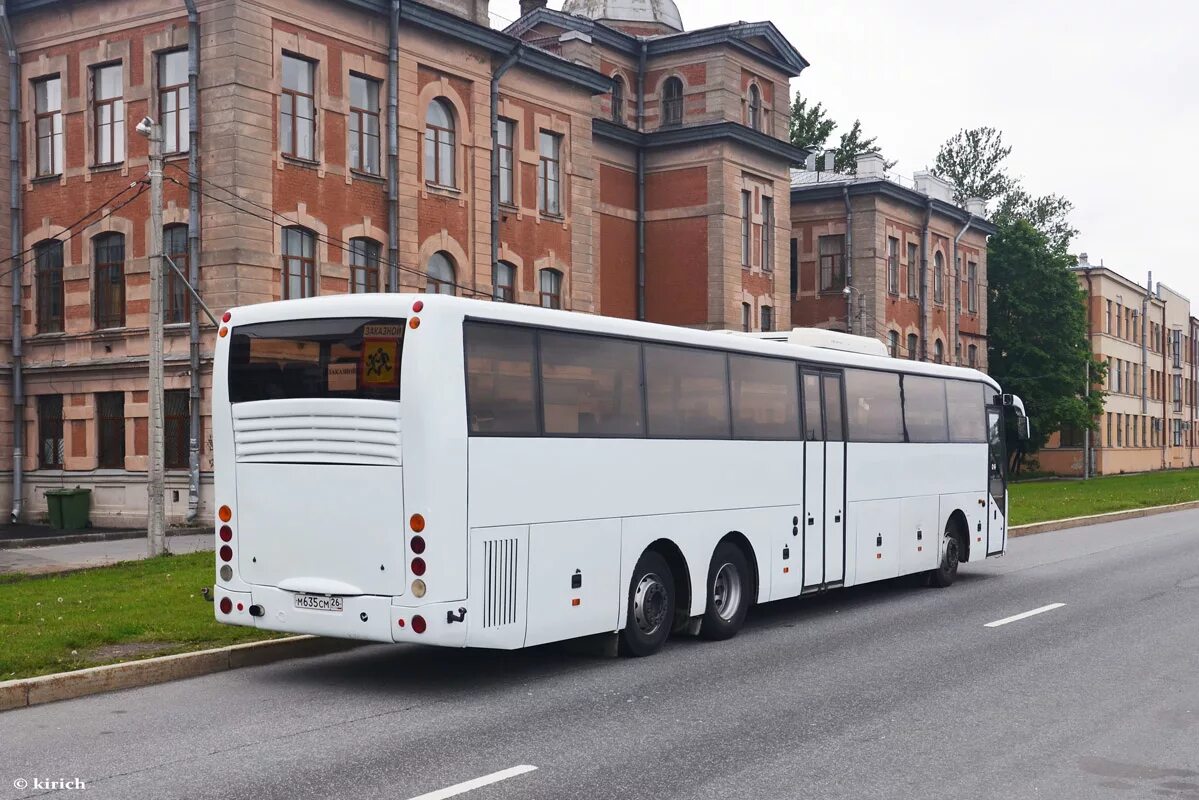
[294,594,343,613]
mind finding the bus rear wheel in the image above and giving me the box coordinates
[620,550,675,657]
[700,542,751,641]
[928,524,961,588]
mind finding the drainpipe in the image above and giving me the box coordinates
[952,215,974,366]
[635,40,646,321]
[1,7,23,522]
[919,200,932,361]
[842,186,853,333]
[183,0,201,523]
[489,45,520,288]
[387,1,399,292]
[1141,273,1149,415]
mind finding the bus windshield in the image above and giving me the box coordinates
[227,317,404,403]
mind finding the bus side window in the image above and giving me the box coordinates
[802,371,823,441]
[464,322,539,435]
[946,380,987,443]
[822,373,845,442]
[903,375,949,442]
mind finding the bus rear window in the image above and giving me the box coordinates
[228,317,404,403]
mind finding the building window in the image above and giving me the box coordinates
[1106,300,1112,334]
[747,84,762,131]
[740,191,752,266]
[494,261,515,302]
[741,302,751,332]
[967,261,978,313]
[933,251,944,304]
[93,63,125,165]
[1173,329,1182,368]
[158,50,189,155]
[424,98,456,187]
[907,333,918,360]
[281,226,316,299]
[93,233,125,329]
[968,344,978,368]
[1059,424,1084,448]
[497,118,515,206]
[538,131,563,216]
[280,54,315,160]
[97,392,125,469]
[661,76,683,128]
[164,224,190,324]
[934,338,944,364]
[819,235,846,292]
[761,305,773,332]
[611,74,625,124]
[907,242,919,298]
[888,330,899,358]
[790,238,798,298]
[348,74,381,174]
[349,237,380,294]
[761,197,773,270]
[35,240,64,333]
[1174,373,1183,412]
[34,76,63,177]
[38,395,64,469]
[165,390,190,469]
[426,251,456,295]
[539,268,563,309]
[887,237,899,295]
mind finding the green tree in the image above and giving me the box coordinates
[986,218,1105,466]
[933,126,1014,205]
[789,91,892,174]
[993,187,1078,255]
[833,119,894,174]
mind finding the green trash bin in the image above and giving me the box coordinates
[46,488,91,530]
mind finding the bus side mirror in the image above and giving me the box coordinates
[1001,393,1015,407]
[1019,416,1031,441]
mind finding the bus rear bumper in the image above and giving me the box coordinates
[220,585,397,643]
[391,600,469,648]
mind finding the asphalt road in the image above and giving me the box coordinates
[3,512,1198,800]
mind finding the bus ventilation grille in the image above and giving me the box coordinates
[483,538,519,629]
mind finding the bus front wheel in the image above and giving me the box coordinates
[928,524,961,588]
[700,542,751,641]
[620,551,675,657]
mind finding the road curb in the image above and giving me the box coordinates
[1009,499,1199,537]
[0,635,364,713]
[0,529,211,550]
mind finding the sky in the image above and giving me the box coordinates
[490,0,1199,300]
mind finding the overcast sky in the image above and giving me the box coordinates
[492,0,1199,302]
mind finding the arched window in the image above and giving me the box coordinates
[424,98,456,187]
[539,268,563,309]
[748,84,762,131]
[163,224,189,324]
[34,240,64,333]
[934,338,944,364]
[888,330,899,358]
[661,77,683,128]
[426,251,456,295]
[494,261,516,303]
[933,251,944,303]
[281,226,316,299]
[907,333,918,360]
[611,74,626,124]
[349,237,381,294]
[93,232,125,329]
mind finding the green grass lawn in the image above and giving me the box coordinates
[1009,468,1199,526]
[0,552,282,681]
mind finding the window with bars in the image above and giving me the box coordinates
[761,197,773,271]
[159,50,189,154]
[97,392,125,468]
[497,118,515,206]
[165,390,190,469]
[35,240,64,333]
[349,74,380,174]
[539,268,563,309]
[424,98,455,187]
[164,224,190,324]
[907,333,918,360]
[494,261,516,303]
[819,235,845,292]
[34,76,63,177]
[281,226,315,299]
[538,131,562,216]
[426,251,456,295]
[661,77,683,127]
[611,75,625,124]
[349,237,380,293]
[93,233,125,329]
[93,64,124,165]
[281,54,316,160]
[887,237,899,295]
[38,395,64,469]
[907,242,919,298]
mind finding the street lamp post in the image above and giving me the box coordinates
[137,116,166,556]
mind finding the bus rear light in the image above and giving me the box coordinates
[411,579,426,597]
[409,317,421,329]
[219,597,232,614]
[219,545,233,562]
[412,300,424,313]
[410,536,426,554]
[411,558,426,576]
[219,525,233,542]
[219,565,233,582]
[222,311,232,322]
[397,618,406,628]
[219,327,229,337]
[237,602,244,612]
[571,598,580,607]
[411,615,427,634]
[219,505,232,522]
[409,514,425,533]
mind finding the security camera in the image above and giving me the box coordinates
[135,116,155,137]
[842,286,851,296]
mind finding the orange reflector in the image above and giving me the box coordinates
[571,598,580,607]
[917,546,923,552]
[876,553,882,559]
[783,566,790,574]
[410,514,425,533]
[977,537,982,542]
[409,317,421,329]
[218,505,232,522]
[219,327,228,337]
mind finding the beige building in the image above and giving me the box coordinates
[1040,257,1199,475]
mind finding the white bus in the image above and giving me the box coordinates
[212,294,1027,656]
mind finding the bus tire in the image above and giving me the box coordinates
[620,550,675,657]
[928,525,961,588]
[700,542,751,641]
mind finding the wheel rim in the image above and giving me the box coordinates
[633,572,669,636]
[943,535,959,573]
[712,562,742,622]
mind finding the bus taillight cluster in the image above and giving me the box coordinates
[410,513,427,610]
[218,504,235,606]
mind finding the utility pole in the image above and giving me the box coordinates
[140,117,166,556]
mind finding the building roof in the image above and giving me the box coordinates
[561,0,683,32]
[594,118,809,165]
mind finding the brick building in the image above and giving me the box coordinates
[0,0,810,525]
[1039,258,1199,475]
[789,156,994,369]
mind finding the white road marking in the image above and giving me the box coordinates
[984,602,1066,628]
[405,765,538,800]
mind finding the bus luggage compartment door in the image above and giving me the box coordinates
[525,519,621,647]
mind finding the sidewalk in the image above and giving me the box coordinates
[0,523,210,549]
[0,533,213,576]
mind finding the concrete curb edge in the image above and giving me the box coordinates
[0,529,211,550]
[0,635,364,713]
[1008,499,1199,537]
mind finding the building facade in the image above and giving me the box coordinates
[789,156,994,369]
[0,0,814,526]
[1039,258,1199,476]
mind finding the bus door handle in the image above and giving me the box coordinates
[807,515,815,526]
[834,511,841,523]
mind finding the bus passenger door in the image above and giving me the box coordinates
[822,372,846,586]
[986,406,1007,555]
[801,370,825,590]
